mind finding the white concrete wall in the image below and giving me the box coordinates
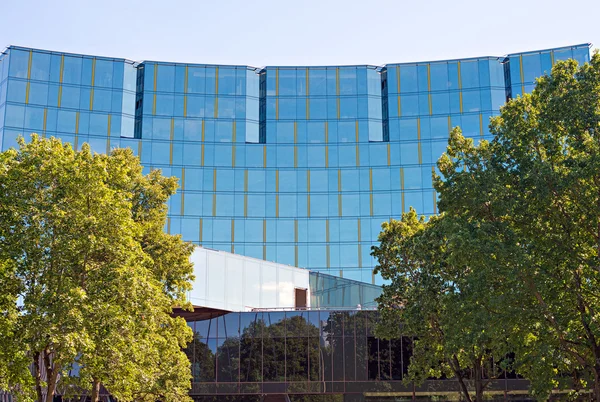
[188,247,310,312]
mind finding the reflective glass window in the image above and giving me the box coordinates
[63,56,82,85]
[460,60,479,88]
[9,49,30,78]
[30,51,50,81]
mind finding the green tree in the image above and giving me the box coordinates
[374,53,600,400]
[372,209,512,402]
[436,53,600,400]
[0,136,194,402]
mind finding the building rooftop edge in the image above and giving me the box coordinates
[2,43,593,70]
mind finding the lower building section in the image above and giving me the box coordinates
[184,310,530,401]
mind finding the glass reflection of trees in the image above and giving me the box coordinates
[184,310,412,391]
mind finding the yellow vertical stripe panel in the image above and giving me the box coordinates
[325,121,328,143]
[418,143,422,164]
[214,97,218,118]
[358,244,362,268]
[294,146,298,168]
[448,115,452,133]
[402,192,405,213]
[167,218,171,234]
[427,64,431,91]
[74,135,79,151]
[306,68,309,94]
[169,118,174,165]
[199,218,203,244]
[357,219,361,241]
[263,245,267,260]
[400,167,405,189]
[42,108,47,135]
[90,88,95,110]
[152,63,157,115]
[428,93,432,115]
[326,220,330,242]
[519,55,525,83]
[183,95,188,118]
[433,191,437,214]
[551,50,555,66]
[181,167,186,214]
[387,143,391,166]
[417,118,421,139]
[294,121,298,143]
[276,170,279,192]
[232,145,236,167]
[275,98,279,120]
[57,55,65,108]
[244,169,248,192]
[306,98,310,120]
[75,112,80,134]
[396,66,401,93]
[457,61,462,89]
[212,193,216,216]
[25,50,32,104]
[263,219,267,243]
[91,58,96,86]
[400,167,405,212]
[138,141,142,158]
[307,194,311,217]
[338,169,342,192]
[307,170,311,192]
[479,113,484,137]
[370,193,373,216]
[325,145,328,168]
[231,220,235,244]
[244,194,248,217]
[201,144,205,166]
[459,92,463,113]
[107,115,112,154]
[326,245,330,268]
[215,67,219,94]
[295,246,298,267]
[184,65,189,93]
[263,145,267,168]
[213,169,217,191]
[294,122,298,168]
[336,98,340,120]
[338,194,342,216]
[397,95,401,117]
[27,50,32,79]
[294,220,298,242]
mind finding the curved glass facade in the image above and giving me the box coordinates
[0,44,591,285]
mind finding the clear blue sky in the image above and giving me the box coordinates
[1,0,598,66]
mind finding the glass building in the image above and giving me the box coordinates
[0,43,591,285]
[0,43,591,401]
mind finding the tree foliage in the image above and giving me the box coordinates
[373,52,600,401]
[0,136,194,402]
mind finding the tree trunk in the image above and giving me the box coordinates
[33,352,43,402]
[44,366,58,402]
[91,378,101,402]
[474,361,484,402]
[593,365,600,402]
